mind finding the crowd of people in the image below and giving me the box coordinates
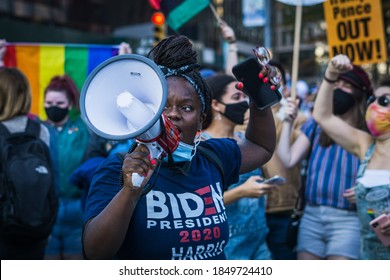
[0,17,389,261]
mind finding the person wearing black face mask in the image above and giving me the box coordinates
[262,60,308,260]
[201,73,275,260]
[314,55,390,259]
[218,100,249,125]
[42,75,106,260]
[45,106,69,123]
[277,62,373,260]
[43,79,74,127]
[332,88,356,115]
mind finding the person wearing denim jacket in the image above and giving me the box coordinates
[201,74,275,259]
[224,168,271,259]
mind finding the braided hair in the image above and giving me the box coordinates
[148,35,212,116]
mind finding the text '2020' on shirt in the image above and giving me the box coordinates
[84,138,241,260]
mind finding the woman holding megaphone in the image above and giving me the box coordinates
[82,35,276,260]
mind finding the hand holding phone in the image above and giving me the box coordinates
[232,57,282,110]
[260,175,286,186]
[370,214,390,246]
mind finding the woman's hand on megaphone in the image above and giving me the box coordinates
[122,144,158,190]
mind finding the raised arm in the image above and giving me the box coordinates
[219,20,238,77]
[238,103,276,174]
[277,98,310,168]
[312,54,372,159]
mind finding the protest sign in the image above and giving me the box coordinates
[324,0,387,64]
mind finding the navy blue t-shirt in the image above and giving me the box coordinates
[84,138,241,260]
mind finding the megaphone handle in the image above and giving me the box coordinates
[132,173,144,187]
[130,142,164,187]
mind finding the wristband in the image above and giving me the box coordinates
[324,75,337,84]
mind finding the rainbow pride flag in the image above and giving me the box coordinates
[4,43,119,119]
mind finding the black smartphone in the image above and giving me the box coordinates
[232,57,282,110]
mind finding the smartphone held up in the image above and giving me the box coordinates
[232,46,282,110]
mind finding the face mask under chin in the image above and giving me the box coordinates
[163,133,201,163]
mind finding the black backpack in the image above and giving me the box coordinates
[0,118,58,239]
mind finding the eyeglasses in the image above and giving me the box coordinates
[367,94,390,107]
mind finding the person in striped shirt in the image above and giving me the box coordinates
[277,64,372,260]
[313,54,390,259]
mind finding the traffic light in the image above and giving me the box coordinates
[151,12,166,44]
[154,23,166,44]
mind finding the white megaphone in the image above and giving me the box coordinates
[80,54,180,187]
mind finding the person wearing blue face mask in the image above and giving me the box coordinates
[82,35,276,260]
[162,140,199,162]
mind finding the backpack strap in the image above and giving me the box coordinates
[25,118,41,138]
[197,145,226,191]
[0,121,11,138]
[0,118,40,139]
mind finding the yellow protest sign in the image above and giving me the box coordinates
[324,0,387,65]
